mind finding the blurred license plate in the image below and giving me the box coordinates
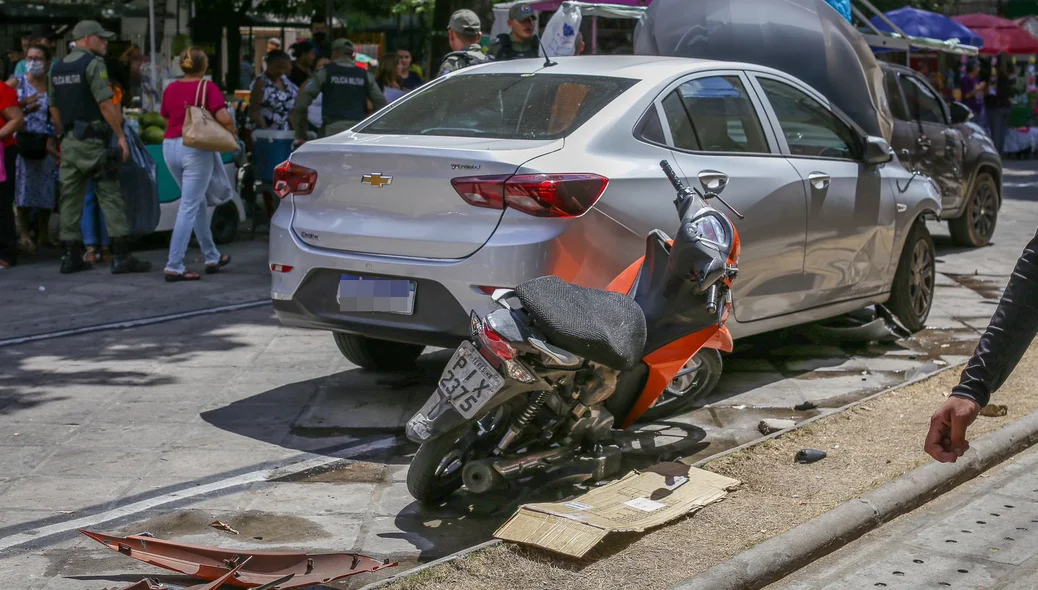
[440,342,505,419]
[337,275,416,315]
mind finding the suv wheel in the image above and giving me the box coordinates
[888,221,935,333]
[949,173,998,247]
[332,332,425,371]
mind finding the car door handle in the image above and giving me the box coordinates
[698,170,729,193]
[808,172,830,190]
[917,137,932,151]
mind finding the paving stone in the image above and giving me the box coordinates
[150,448,297,481]
[1,475,131,511]
[903,493,1038,566]
[34,445,156,479]
[241,482,381,516]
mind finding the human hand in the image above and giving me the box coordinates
[118,136,129,162]
[925,396,981,463]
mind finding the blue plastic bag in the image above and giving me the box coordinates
[112,123,161,236]
[824,0,852,22]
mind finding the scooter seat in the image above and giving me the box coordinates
[514,275,647,371]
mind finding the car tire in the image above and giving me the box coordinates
[332,332,425,371]
[888,221,936,333]
[949,173,998,248]
[210,204,239,245]
[635,349,723,423]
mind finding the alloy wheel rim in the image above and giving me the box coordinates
[909,239,934,318]
[971,184,996,240]
[657,356,706,406]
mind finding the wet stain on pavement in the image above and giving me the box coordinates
[130,509,330,543]
[945,274,1006,299]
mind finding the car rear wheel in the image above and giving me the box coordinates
[636,349,722,423]
[888,221,935,333]
[949,173,998,248]
[332,332,425,371]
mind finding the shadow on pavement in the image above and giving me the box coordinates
[387,422,708,564]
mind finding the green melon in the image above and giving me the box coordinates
[141,112,167,130]
[142,126,166,145]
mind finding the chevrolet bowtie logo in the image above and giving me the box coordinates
[361,173,392,188]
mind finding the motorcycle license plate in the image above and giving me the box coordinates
[440,341,505,419]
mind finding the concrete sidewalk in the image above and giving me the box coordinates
[768,445,1038,590]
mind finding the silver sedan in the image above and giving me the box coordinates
[269,56,939,378]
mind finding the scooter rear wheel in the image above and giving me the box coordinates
[407,404,513,506]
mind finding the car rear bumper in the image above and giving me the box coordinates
[271,271,473,348]
[269,197,639,348]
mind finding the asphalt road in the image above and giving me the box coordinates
[1,159,1036,589]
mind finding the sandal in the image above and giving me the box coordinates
[165,271,201,283]
[18,237,36,256]
[205,254,232,274]
[83,246,98,264]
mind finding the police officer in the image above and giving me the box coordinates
[49,20,150,275]
[488,2,540,61]
[438,10,491,78]
[293,38,386,146]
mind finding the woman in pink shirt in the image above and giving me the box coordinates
[160,47,236,282]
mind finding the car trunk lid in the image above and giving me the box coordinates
[289,135,562,259]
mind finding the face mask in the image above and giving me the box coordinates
[26,60,45,76]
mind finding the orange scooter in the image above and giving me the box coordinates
[405,160,742,505]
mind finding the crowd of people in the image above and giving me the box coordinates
[0,2,585,272]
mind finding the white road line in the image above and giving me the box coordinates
[0,300,271,348]
[0,435,399,552]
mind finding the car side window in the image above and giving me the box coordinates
[658,75,769,153]
[757,77,859,160]
[884,71,909,121]
[661,90,700,150]
[899,74,947,125]
[635,106,667,145]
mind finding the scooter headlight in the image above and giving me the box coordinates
[690,214,730,249]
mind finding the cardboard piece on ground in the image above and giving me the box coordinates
[494,462,740,557]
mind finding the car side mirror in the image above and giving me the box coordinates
[950,101,974,124]
[864,136,894,165]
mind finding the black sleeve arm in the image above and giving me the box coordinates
[951,228,1038,407]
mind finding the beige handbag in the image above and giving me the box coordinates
[182,80,238,153]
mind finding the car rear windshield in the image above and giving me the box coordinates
[356,73,638,140]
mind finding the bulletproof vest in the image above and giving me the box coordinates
[495,34,539,60]
[321,62,368,123]
[50,52,104,125]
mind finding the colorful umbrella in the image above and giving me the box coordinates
[871,7,983,47]
[953,13,1038,55]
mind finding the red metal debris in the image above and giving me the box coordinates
[80,529,396,589]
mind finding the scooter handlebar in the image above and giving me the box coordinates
[660,160,684,192]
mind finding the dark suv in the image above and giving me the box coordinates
[882,63,1003,247]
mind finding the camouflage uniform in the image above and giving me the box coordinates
[487,3,540,61]
[437,44,491,78]
[49,20,150,274]
[438,10,491,78]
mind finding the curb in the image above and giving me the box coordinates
[359,540,502,590]
[669,406,1038,590]
[357,360,966,590]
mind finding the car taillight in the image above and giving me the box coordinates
[451,174,608,218]
[273,161,317,199]
[476,322,516,361]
